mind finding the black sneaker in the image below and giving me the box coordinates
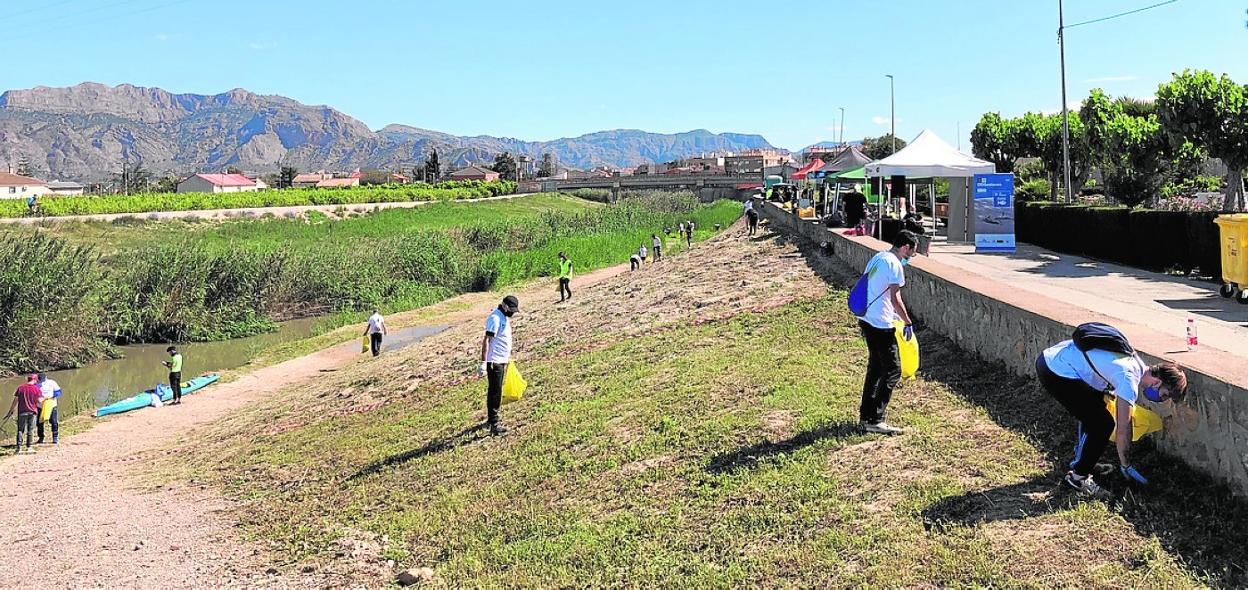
[490,424,509,436]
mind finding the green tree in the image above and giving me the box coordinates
[861,134,906,161]
[1156,69,1248,211]
[278,166,298,189]
[424,150,441,182]
[492,151,518,181]
[538,152,555,178]
[112,162,154,194]
[153,175,179,193]
[1020,112,1093,200]
[1080,89,1167,207]
[970,112,1021,173]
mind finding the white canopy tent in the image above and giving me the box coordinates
[864,129,996,243]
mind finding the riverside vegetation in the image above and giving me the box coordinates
[0,180,517,218]
[0,191,738,374]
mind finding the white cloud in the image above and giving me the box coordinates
[871,116,902,126]
[248,41,276,50]
[1082,75,1138,83]
[155,32,169,42]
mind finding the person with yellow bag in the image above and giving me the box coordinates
[36,373,61,445]
[478,295,520,436]
[1036,323,1188,497]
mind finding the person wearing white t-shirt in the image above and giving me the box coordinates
[1036,333,1187,496]
[37,373,61,444]
[652,234,663,262]
[363,310,387,357]
[855,230,918,435]
[478,295,519,436]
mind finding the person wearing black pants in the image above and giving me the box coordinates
[1036,354,1113,478]
[479,295,519,436]
[163,346,184,405]
[485,361,506,427]
[859,321,901,426]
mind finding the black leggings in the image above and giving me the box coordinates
[1035,355,1114,477]
[859,320,900,424]
[169,372,182,402]
[486,362,507,425]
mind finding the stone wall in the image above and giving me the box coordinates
[758,202,1248,495]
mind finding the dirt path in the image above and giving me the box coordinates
[0,264,626,588]
[0,192,535,225]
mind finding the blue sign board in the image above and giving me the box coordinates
[973,173,1016,253]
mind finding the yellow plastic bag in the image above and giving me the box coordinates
[39,399,54,421]
[1106,396,1164,441]
[361,335,370,354]
[502,363,527,405]
[893,320,919,379]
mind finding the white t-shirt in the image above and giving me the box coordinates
[484,308,513,363]
[40,379,61,408]
[1043,340,1143,404]
[744,200,754,212]
[366,313,385,335]
[639,245,648,258]
[652,236,661,248]
[858,251,905,329]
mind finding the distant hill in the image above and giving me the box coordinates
[0,83,778,181]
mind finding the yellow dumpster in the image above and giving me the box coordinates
[1214,214,1248,304]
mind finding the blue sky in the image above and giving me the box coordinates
[5,0,1246,151]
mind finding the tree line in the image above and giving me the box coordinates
[971,69,1248,211]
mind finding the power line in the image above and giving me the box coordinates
[1066,0,1180,29]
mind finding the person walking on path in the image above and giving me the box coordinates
[638,243,648,265]
[364,310,387,357]
[4,375,44,454]
[678,221,687,243]
[855,230,918,436]
[745,199,759,236]
[558,252,573,302]
[651,234,663,262]
[162,346,184,405]
[1036,325,1188,496]
[478,295,519,436]
[36,373,61,445]
[685,221,695,247]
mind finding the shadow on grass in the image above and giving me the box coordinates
[705,420,861,474]
[343,423,488,484]
[778,229,1248,586]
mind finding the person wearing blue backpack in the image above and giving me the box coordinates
[851,230,918,435]
[1037,323,1188,496]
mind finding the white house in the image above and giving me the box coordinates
[0,172,50,199]
[47,180,85,195]
[177,173,260,194]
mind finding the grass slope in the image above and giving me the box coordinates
[154,226,1247,588]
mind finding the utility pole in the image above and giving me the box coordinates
[838,107,846,149]
[1058,0,1074,203]
[886,75,896,154]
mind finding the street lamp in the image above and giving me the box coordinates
[885,75,896,154]
[838,107,846,148]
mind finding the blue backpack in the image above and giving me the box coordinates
[848,256,889,317]
[1072,322,1134,356]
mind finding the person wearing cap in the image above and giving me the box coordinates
[4,375,44,454]
[162,346,184,405]
[1037,337,1188,496]
[37,373,61,444]
[557,252,573,303]
[478,295,519,436]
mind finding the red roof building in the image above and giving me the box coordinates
[176,173,259,194]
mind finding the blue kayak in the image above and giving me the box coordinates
[94,374,221,417]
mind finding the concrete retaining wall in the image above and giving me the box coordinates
[758,201,1248,495]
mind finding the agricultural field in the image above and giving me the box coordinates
[0,191,739,374]
[0,180,516,218]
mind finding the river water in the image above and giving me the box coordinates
[1,316,327,429]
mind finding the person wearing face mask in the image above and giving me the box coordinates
[1037,324,1188,496]
[855,230,918,435]
[478,295,520,436]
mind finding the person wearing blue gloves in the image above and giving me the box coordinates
[1036,324,1188,496]
[854,230,918,436]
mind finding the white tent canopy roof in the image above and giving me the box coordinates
[865,129,996,178]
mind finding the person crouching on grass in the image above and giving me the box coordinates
[855,230,918,436]
[479,295,519,436]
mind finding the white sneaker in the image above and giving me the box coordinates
[1064,471,1106,497]
[861,422,903,435]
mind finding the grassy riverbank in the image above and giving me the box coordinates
[150,227,1246,587]
[0,180,516,218]
[0,191,739,373]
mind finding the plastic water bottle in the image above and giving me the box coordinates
[1186,318,1198,351]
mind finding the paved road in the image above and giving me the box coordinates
[929,241,1248,359]
[0,192,537,225]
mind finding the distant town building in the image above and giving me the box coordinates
[448,165,501,182]
[0,172,50,199]
[292,171,332,188]
[315,177,360,188]
[177,173,260,194]
[724,155,764,177]
[46,180,85,195]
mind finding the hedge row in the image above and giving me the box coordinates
[1015,201,1223,278]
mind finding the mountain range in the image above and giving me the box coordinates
[0,83,780,181]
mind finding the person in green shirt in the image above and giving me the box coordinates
[162,346,184,405]
[558,252,573,302]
